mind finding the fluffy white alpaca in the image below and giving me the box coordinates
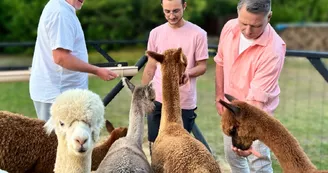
[44,89,105,173]
[0,169,8,173]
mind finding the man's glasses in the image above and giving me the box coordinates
[164,8,182,15]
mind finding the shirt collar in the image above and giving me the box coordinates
[232,22,271,47]
[59,0,76,13]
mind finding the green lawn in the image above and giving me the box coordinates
[0,48,327,172]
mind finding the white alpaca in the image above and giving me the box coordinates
[0,111,121,173]
[0,169,8,173]
[96,78,154,173]
[44,89,105,173]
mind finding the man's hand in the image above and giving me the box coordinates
[96,67,118,81]
[216,99,224,116]
[231,145,262,158]
[180,71,189,86]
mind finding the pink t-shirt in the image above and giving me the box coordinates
[214,19,286,114]
[148,21,208,109]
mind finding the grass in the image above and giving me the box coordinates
[0,47,327,172]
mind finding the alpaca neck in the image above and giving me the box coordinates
[126,101,145,145]
[55,137,91,173]
[160,67,183,129]
[258,116,316,172]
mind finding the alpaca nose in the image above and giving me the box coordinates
[75,137,88,145]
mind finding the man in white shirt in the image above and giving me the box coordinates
[30,0,118,121]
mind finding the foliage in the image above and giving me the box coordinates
[0,0,328,52]
[271,0,328,24]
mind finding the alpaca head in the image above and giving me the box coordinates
[105,120,128,138]
[219,94,263,150]
[44,89,105,156]
[122,77,155,115]
[146,48,187,84]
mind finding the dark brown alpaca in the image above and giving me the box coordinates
[219,94,328,173]
[0,111,127,173]
[148,48,221,173]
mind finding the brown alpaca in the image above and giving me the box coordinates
[148,48,221,173]
[91,120,128,171]
[0,111,127,173]
[219,94,328,173]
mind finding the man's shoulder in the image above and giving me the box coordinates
[269,25,286,45]
[186,21,206,33]
[222,18,238,31]
[150,23,167,33]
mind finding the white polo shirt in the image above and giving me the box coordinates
[30,0,88,103]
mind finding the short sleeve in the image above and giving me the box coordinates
[147,30,156,52]
[195,31,209,61]
[46,13,75,51]
[214,22,231,66]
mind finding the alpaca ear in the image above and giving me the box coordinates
[105,120,115,133]
[146,51,164,63]
[122,77,135,93]
[44,116,55,135]
[225,94,238,102]
[219,99,240,115]
[147,80,154,89]
[176,47,186,64]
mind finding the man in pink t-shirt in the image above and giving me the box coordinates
[215,0,286,172]
[142,0,208,153]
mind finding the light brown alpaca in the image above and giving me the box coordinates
[148,48,221,173]
[219,94,328,173]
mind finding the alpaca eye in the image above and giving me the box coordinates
[59,121,64,126]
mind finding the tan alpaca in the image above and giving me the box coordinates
[148,48,221,173]
[219,94,328,173]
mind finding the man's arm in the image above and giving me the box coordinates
[187,60,207,77]
[53,48,118,81]
[141,56,157,85]
[215,64,224,115]
[246,100,264,109]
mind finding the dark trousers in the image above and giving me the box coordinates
[147,101,197,142]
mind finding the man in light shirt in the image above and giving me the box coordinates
[30,0,118,121]
[142,0,208,154]
[215,0,286,172]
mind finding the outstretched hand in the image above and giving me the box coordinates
[231,145,262,158]
[96,67,119,81]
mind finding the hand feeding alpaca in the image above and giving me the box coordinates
[148,48,221,173]
[219,94,328,173]
[44,89,105,173]
[0,110,126,173]
[96,77,154,173]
